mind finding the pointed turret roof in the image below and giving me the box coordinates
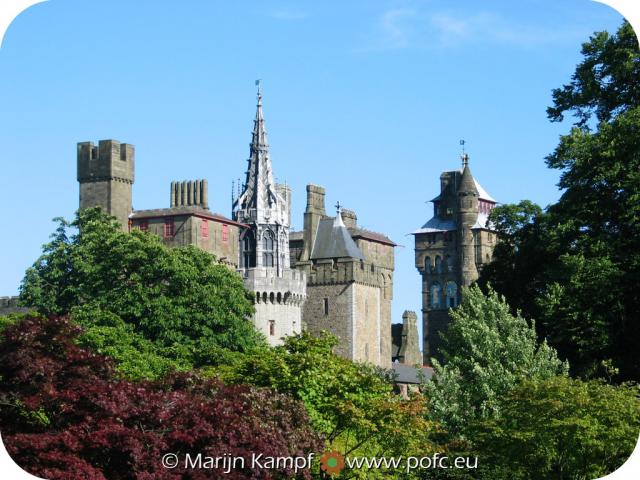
[234,85,277,213]
[457,154,478,195]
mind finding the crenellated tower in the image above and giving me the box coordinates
[77,139,134,230]
[232,84,306,345]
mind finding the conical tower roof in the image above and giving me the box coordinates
[457,154,478,195]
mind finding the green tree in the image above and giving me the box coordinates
[424,285,567,436]
[216,332,436,479]
[20,208,264,373]
[473,376,640,480]
[481,21,640,381]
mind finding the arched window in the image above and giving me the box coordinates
[425,256,432,274]
[435,256,442,273]
[430,282,442,309]
[263,230,275,267]
[445,281,458,308]
[242,231,256,268]
[263,229,274,250]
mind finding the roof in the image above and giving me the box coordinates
[392,363,433,384]
[472,212,492,230]
[130,206,245,227]
[430,175,496,203]
[458,165,478,195]
[412,217,457,234]
[349,227,396,246]
[311,215,364,260]
[474,179,496,203]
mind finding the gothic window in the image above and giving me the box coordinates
[242,231,256,268]
[201,219,209,238]
[263,230,275,267]
[163,218,174,238]
[430,282,442,309]
[425,256,432,274]
[445,281,458,308]
[435,256,442,273]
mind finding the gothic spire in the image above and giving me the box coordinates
[234,82,277,216]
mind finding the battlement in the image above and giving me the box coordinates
[77,139,135,230]
[0,296,30,315]
[170,179,209,209]
[304,257,385,287]
[77,139,135,183]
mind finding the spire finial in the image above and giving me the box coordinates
[460,139,469,167]
[255,79,262,104]
[335,200,342,215]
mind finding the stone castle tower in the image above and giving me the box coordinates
[391,311,422,365]
[413,154,497,364]
[232,86,306,345]
[290,187,395,368]
[77,140,135,230]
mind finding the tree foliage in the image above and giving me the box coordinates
[216,332,436,479]
[19,208,264,373]
[547,20,640,126]
[473,376,640,480]
[481,21,640,381]
[424,285,567,436]
[0,315,322,480]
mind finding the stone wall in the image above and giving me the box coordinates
[303,283,354,360]
[353,283,382,366]
[0,296,30,316]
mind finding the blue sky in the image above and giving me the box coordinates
[0,1,626,339]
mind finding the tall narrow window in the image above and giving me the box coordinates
[435,256,442,273]
[222,223,229,243]
[323,298,329,315]
[138,220,148,232]
[445,281,458,308]
[430,282,442,309]
[242,232,256,268]
[269,320,275,336]
[425,256,432,274]
[263,230,275,267]
[201,219,209,238]
[164,218,174,238]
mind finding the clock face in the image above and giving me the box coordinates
[446,281,457,297]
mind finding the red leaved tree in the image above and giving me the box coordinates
[0,316,323,479]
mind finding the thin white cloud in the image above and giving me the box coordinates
[354,7,590,53]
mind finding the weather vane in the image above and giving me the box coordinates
[335,201,342,214]
[460,139,469,167]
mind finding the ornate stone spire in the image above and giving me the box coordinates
[234,84,278,219]
[233,82,291,272]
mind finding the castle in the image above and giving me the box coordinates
[413,153,498,364]
[75,87,396,368]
